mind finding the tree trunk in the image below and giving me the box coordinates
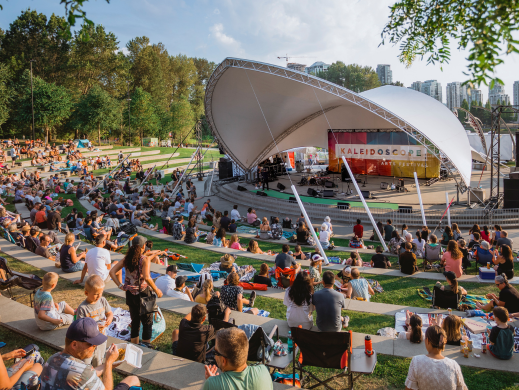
[98,122,101,146]
[75,128,79,139]
[45,127,49,144]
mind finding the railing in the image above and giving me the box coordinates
[215,182,519,228]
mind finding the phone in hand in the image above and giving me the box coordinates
[23,344,35,356]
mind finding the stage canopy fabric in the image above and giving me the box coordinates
[205,58,472,186]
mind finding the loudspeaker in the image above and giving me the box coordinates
[219,146,225,155]
[503,178,519,208]
[289,197,297,203]
[341,164,351,182]
[277,182,286,191]
[307,188,318,197]
[237,185,247,192]
[380,182,389,190]
[399,179,405,188]
[337,202,350,210]
[509,172,519,180]
[218,161,233,180]
[323,189,335,197]
[256,191,268,197]
[398,206,413,213]
[324,181,334,188]
[361,190,372,199]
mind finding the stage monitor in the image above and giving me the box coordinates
[307,188,318,197]
[324,181,334,188]
[288,197,297,203]
[337,202,350,210]
[237,185,247,192]
[323,189,335,198]
[277,182,286,191]
[256,191,268,197]
[361,190,372,199]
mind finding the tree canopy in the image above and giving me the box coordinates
[316,62,381,92]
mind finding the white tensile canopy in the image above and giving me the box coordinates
[205,58,473,186]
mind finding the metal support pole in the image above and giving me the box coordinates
[127,81,131,146]
[413,172,427,226]
[342,157,388,252]
[290,185,329,265]
[30,60,36,141]
[206,167,216,196]
[445,191,451,226]
[138,165,157,190]
[170,146,200,195]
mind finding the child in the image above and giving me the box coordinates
[487,306,515,360]
[34,272,74,330]
[205,226,216,245]
[76,275,113,367]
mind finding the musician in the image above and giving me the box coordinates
[261,166,269,191]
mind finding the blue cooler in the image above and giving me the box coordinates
[479,267,495,280]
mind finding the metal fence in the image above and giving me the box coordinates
[215,183,519,228]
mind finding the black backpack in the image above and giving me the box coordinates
[120,222,138,235]
[206,295,227,322]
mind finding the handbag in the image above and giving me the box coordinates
[139,276,158,316]
[139,307,165,342]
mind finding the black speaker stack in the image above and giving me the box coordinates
[277,182,286,191]
[218,159,234,180]
[337,202,350,210]
[398,206,413,213]
[503,178,519,209]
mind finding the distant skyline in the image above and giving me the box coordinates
[1,0,518,103]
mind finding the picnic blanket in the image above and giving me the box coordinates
[243,307,270,317]
[367,279,384,293]
[206,262,255,282]
[417,287,491,310]
[395,311,519,353]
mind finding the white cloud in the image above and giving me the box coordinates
[210,23,243,55]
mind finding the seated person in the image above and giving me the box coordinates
[171,304,227,363]
[220,272,258,315]
[283,271,314,329]
[468,231,481,250]
[312,271,348,332]
[487,307,515,360]
[476,274,519,315]
[436,314,465,346]
[270,217,283,240]
[370,246,391,268]
[399,312,424,342]
[258,217,270,240]
[35,234,57,261]
[492,244,515,279]
[348,235,363,249]
[496,230,513,250]
[155,265,178,296]
[349,251,362,267]
[212,227,228,248]
[228,219,237,233]
[274,244,300,271]
[228,234,245,251]
[319,223,331,249]
[203,328,273,389]
[397,233,417,255]
[0,345,44,390]
[59,232,86,273]
[459,239,470,270]
[293,245,307,260]
[184,219,199,244]
[219,254,253,276]
[436,270,467,296]
[252,263,272,287]
[167,276,194,301]
[34,272,74,330]
[475,240,493,267]
[399,242,418,275]
[423,234,442,268]
[205,225,215,245]
[296,222,312,245]
[247,239,272,255]
[335,265,352,286]
[172,216,186,240]
[344,268,374,301]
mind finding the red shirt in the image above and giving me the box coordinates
[353,224,364,238]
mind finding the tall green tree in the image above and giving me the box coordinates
[124,87,158,145]
[0,63,13,129]
[191,58,216,119]
[381,0,519,87]
[170,54,197,101]
[70,84,119,144]
[316,62,381,92]
[170,94,194,143]
[0,10,70,85]
[16,70,73,142]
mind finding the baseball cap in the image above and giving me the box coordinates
[175,275,187,286]
[312,254,324,261]
[166,264,178,273]
[66,318,107,346]
[132,236,147,247]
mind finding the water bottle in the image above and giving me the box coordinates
[287,330,293,353]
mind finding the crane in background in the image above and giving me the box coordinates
[277,54,315,67]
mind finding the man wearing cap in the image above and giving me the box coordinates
[167,276,194,301]
[40,318,141,390]
[155,265,178,296]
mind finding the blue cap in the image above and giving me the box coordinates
[66,318,107,346]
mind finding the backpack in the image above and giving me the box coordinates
[206,295,227,322]
[120,222,138,235]
[66,213,76,229]
[172,222,183,240]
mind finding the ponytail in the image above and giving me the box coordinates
[426,325,447,350]
[409,314,423,344]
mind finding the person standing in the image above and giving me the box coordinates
[261,167,269,191]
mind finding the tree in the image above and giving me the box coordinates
[170,54,198,101]
[0,63,13,129]
[316,62,381,92]
[170,94,194,143]
[124,87,158,145]
[0,10,70,86]
[70,84,119,144]
[381,0,519,88]
[191,58,216,119]
[458,99,469,126]
[390,81,405,87]
[16,70,73,142]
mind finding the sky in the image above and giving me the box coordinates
[1,0,518,103]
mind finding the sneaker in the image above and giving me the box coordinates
[249,291,256,307]
[342,315,350,328]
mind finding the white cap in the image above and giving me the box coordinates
[312,254,324,261]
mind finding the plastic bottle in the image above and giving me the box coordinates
[287,330,293,353]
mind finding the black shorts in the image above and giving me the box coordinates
[11,156,17,161]
[171,340,178,355]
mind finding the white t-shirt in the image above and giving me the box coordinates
[167,289,190,301]
[85,247,111,281]
[283,288,314,329]
[174,201,181,209]
[323,221,332,231]
[413,238,425,253]
[231,209,241,221]
[319,230,330,243]
[187,203,194,213]
[405,355,467,390]
[155,275,176,296]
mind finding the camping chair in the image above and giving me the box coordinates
[209,318,279,365]
[432,285,460,310]
[275,267,297,288]
[423,243,443,272]
[290,327,377,390]
[24,236,38,253]
[0,257,42,306]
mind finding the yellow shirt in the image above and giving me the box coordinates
[194,294,208,304]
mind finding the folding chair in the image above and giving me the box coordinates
[0,257,42,306]
[290,327,377,390]
[275,267,297,288]
[423,243,443,272]
[24,236,38,253]
[432,285,460,310]
[209,319,279,365]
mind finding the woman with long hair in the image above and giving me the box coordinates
[492,224,503,245]
[441,226,454,245]
[412,230,425,258]
[436,270,467,296]
[213,211,222,230]
[259,217,270,240]
[441,240,463,278]
[194,279,216,304]
[405,326,467,389]
[110,236,164,346]
[493,244,515,279]
[401,223,409,238]
[212,227,227,248]
[184,219,199,244]
[441,314,464,346]
[246,239,272,255]
[481,225,491,242]
[296,221,311,245]
[309,255,324,292]
[389,230,405,255]
[399,312,424,343]
[228,234,245,251]
[451,223,462,241]
[252,263,272,287]
[283,271,314,329]
[469,224,480,241]
[293,245,306,260]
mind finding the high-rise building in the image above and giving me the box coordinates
[488,81,510,105]
[471,89,483,106]
[376,64,392,85]
[421,80,443,103]
[513,81,519,107]
[408,81,422,92]
[446,82,472,110]
[287,63,306,72]
[305,61,330,75]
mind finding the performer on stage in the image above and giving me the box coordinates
[261,167,269,191]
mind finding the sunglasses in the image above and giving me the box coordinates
[214,347,227,359]
[495,282,503,286]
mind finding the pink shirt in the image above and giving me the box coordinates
[442,251,463,278]
[247,212,257,224]
[230,242,241,250]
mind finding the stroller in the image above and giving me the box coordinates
[0,257,42,306]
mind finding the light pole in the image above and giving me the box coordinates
[29,60,36,141]
[126,81,131,146]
